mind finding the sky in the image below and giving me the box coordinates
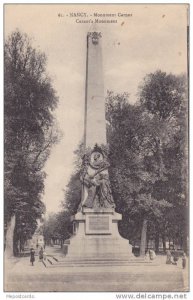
[4,4,188,214]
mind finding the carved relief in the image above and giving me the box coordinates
[88,32,102,45]
[80,144,115,209]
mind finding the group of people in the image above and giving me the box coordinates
[144,249,187,269]
[30,246,47,266]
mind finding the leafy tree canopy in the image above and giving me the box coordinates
[4,30,60,255]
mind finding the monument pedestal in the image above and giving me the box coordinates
[64,208,135,262]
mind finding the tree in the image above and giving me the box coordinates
[139,70,186,120]
[106,71,187,255]
[62,172,82,214]
[4,30,59,256]
[106,90,172,256]
[43,212,72,247]
[139,70,188,253]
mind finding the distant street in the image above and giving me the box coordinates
[5,246,188,292]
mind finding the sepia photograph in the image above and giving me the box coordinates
[4,3,189,293]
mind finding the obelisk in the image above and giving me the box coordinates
[84,31,106,148]
[64,31,134,262]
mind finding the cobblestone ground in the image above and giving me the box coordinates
[4,246,189,292]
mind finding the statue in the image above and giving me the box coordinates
[80,145,115,209]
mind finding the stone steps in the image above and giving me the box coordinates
[44,255,157,268]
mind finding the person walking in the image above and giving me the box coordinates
[182,253,187,269]
[39,247,44,262]
[30,248,35,266]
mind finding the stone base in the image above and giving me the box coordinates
[64,208,135,262]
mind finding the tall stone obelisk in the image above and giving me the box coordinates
[64,31,134,262]
[84,32,106,148]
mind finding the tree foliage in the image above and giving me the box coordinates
[62,172,82,215]
[106,91,171,247]
[139,70,186,120]
[4,30,59,255]
[43,211,72,245]
[106,70,187,252]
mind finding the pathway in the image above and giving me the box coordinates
[4,246,189,292]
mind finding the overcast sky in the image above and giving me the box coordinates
[4,4,188,214]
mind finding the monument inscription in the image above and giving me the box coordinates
[86,215,111,234]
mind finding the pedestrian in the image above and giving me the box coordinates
[149,249,156,260]
[145,250,150,260]
[182,253,187,269]
[30,247,35,266]
[166,250,172,264]
[39,246,43,261]
[172,251,178,265]
[43,248,46,260]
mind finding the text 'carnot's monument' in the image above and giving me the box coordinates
[65,31,134,262]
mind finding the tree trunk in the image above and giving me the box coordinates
[182,222,188,254]
[162,235,166,253]
[13,234,19,257]
[140,218,148,256]
[155,232,160,254]
[146,235,149,250]
[4,214,16,258]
